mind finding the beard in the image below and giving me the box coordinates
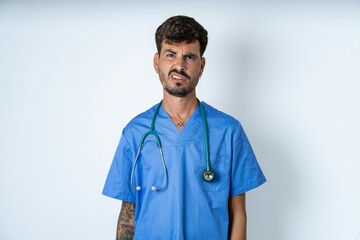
[163,82,195,97]
[161,68,198,97]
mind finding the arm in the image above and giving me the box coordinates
[228,193,247,240]
[116,201,135,240]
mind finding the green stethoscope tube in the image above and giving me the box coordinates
[130,99,216,191]
[198,100,216,182]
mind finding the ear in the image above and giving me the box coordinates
[200,57,206,74]
[153,53,160,73]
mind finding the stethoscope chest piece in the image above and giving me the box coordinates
[202,168,216,182]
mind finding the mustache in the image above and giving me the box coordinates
[168,69,191,80]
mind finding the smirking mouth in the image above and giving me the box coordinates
[168,69,191,81]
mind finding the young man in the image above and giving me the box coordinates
[103,15,266,240]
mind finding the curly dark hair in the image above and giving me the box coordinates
[155,15,208,56]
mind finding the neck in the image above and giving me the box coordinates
[162,91,198,131]
[162,91,198,119]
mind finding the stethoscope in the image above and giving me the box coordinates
[130,99,216,191]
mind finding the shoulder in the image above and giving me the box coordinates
[122,103,158,137]
[201,102,249,143]
[201,102,240,129]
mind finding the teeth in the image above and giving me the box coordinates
[172,75,181,79]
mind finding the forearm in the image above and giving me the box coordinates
[116,201,135,240]
[228,194,247,240]
[229,211,247,240]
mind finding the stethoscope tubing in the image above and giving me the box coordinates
[130,139,167,191]
[130,99,216,191]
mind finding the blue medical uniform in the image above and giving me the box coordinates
[103,102,266,239]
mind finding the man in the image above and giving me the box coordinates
[103,15,266,240]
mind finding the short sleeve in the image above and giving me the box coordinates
[230,122,266,197]
[102,132,135,202]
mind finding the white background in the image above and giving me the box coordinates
[1,1,359,239]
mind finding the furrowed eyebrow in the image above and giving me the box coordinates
[164,49,176,54]
[184,53,197,58]
[163,49,198,58]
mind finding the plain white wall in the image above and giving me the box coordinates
[1,1,359,239]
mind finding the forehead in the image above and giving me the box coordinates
[161,40,201,55]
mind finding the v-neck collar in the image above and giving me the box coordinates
[156,103,203,145]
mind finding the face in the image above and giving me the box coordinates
[153,40,206,97]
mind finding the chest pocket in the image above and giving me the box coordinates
[197,154,231,192]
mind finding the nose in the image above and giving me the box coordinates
[174,57,186,72]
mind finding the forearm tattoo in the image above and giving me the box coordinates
[116,201,135,240]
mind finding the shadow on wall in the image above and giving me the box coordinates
[221,36,300,240]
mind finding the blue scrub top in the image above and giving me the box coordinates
[103,102,266,240]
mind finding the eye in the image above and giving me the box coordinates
[165,53,175,58]
[186,55,196,61]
